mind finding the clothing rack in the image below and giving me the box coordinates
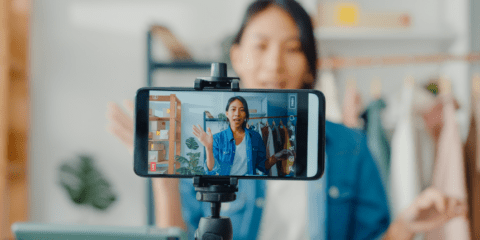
[318,53,480,70]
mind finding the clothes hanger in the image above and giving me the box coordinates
[473,73,480,96]
[346,76,357,92]
[439,75,451,95]
[435,75,460,109]
[370,76,382,100]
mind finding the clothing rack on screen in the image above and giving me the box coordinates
[203,113,297,129]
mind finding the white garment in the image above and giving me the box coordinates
[411,88,436,190]
[384,86,437,191]
[316,70,342,123]
[230,135,248,176]
[258,181,308,240]
[389,82,421,219]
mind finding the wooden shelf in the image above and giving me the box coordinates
[315,27,456,42]
[149,116,180,122]
[149,139,181,142]
[148,94,182,174]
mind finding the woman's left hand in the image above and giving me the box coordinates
[399,187,467,233]
[384,187,468,240]
[273,149,294,163]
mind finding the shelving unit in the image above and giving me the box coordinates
[149,94,182,174]
[146,28,212,87]
[145,25,212,226]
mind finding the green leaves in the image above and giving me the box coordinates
[217,113,227,121]
[175,155,189,165]
[176,168,191,175]
[186,137,199,150]
[58,155,116,211]
[175,137,205,175]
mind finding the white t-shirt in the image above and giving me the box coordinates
[230,135,248,176]
[257,181,308,240]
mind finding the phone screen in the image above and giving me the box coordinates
[134,88,324,180]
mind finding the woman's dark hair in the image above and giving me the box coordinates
[225,96,249,129]
[232,0,318,89]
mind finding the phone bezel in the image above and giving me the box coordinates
[134,87,325,180]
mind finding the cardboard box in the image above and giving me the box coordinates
[149,142,165,151]
[157,150,166,161]
[156,121,167,130]
[159,130,169,140]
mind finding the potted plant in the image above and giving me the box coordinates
[58,155,117,222]
[175,137,205,175]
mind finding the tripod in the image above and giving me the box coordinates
[193,62,240,240]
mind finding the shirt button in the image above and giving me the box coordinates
[222,203,231,211]
[329,186,339,199]
[255,197,265,208]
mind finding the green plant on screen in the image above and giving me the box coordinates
[175,137,205,175]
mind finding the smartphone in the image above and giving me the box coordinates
[134,87,325,180]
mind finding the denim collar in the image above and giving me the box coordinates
[225,126,249,142]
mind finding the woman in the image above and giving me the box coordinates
[107,0,466,239]
[193,96,291,176]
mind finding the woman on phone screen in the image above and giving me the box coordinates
[192,96,291,176]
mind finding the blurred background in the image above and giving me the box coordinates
[1,0,479,239]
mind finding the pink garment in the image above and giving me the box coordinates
[342,84,363,128]
[426,95,470,240]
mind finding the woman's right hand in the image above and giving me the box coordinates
[192,124,213,149]
[106,100,185,230]
[106,100,135,154]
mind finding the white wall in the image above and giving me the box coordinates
[30,0,255,226]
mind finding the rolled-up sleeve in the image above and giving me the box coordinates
[254,134,268,175]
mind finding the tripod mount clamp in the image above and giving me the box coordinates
[194,63,240,91]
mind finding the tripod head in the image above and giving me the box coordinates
[194,63,240,91]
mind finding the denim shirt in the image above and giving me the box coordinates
[204,127,268,176]
[179,121,390,240]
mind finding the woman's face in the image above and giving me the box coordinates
[226,99,247,129]
[231,6,313,90]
